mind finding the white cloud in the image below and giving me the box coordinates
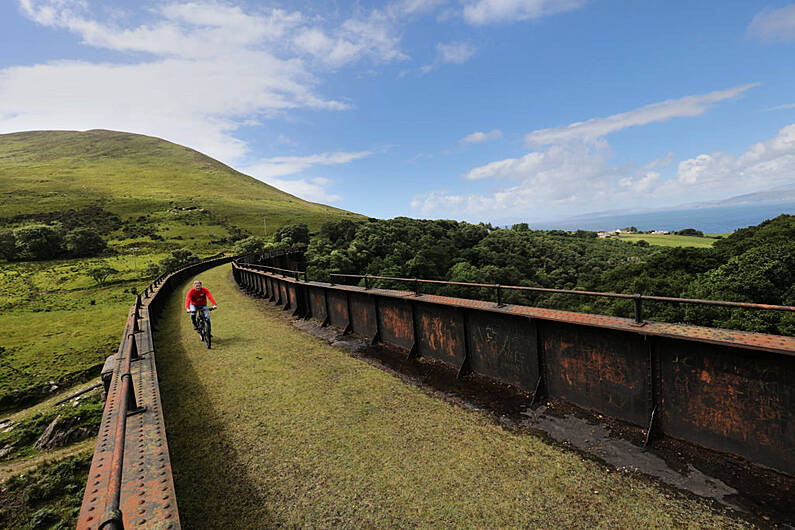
[748,5,795,42]
[460,129,502,144]
[525,84,757,145]
[436,41,476,64]
[242,151,373,178]
[675,123,795,191]
[254,176,342,204]
[412,85,792,221]
[766,103,795,112]
[4,0,419,206]
[462,0,586,25]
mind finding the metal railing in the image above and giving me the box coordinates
[329,273,795,326]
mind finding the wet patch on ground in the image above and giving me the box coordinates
[288,316,795,528]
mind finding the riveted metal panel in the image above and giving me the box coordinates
[279,281,288,307]
[416,302,466,367]
[467,312,538,391]
[308,286,327,323]
[543,321,649,426]
[377,298,415,351]
[349,293,377,338]
[327,291,349,329]
[658,338,795,476]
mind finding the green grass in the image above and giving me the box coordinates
[156,264,746,528]
[0,452,92,529]
[617,233,718,248]
[0,130,361,241]
[0,255,162,412]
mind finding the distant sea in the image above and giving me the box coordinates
[531,201,795,234]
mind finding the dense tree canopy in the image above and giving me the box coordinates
[305,215,794,335]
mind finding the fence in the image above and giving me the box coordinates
[233,258,795,477]
[77,253,237,529]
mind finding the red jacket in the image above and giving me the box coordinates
[185,287,216,310]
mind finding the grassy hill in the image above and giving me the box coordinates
[0,129,361,413]
[0,129,360,249]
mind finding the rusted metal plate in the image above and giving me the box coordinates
[78,324,180,529]
[349,293,377,338]
[658,338,795,476]
[377,298,415,350]
[286,284,297,310]
[415,302,466,367]
[327,291,349,329]
[543,321,649,426]
[280,282,289,308]
[466,312,538,391]
[307,286,326,322]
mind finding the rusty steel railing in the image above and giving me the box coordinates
[248,263,308,281]
[234,258,795,477]
[329,273,795,326]
[79,252,239,529]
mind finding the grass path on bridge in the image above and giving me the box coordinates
[156,264,745,529]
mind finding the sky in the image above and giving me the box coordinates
[1,0,794,224]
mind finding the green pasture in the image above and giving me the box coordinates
[617,233,719,248]
[0,254,165,412]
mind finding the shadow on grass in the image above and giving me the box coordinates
[155,295,277,528]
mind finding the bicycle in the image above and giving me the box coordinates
[193,307,215,349]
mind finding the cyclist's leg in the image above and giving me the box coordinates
[190,304,198,328]
[201,306,211,336]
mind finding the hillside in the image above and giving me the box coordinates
[0,129,360,248]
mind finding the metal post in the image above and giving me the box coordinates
[496,284,504,307]
[364,275,370,290]
[414,279,420,296]
[633,294,644,325]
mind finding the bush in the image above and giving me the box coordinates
[676,228,703,237]
[13,224,63,260]
[87,265,118,285]
[0,229,15,260]
[157,248,200,274]
[274,223,310,247]
[64,228,107,258]
[233,236,266,256]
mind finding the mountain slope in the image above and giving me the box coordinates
[0,129,360,238]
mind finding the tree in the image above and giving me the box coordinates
[87,265,118,285]
[676,228,703,237]
[0,230,15,260]
[274,223,310,246]
[13,224,63,260]
[636,239,650,247]
[233,236,266,256]
[157,249,200,274]
[64,228,107,257]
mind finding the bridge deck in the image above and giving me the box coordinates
[155,264,746,528]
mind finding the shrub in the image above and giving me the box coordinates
[64,228,107,258]
[0,229,15,260]
[86,266,118,285]
[233,236,266,256]
[13,224,63,260]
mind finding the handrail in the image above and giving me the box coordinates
[247,263,308,281]
[328,273,795,325]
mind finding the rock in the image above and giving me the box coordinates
[0,444,13,458]
[35,415,62,450]
[49,385,58,392]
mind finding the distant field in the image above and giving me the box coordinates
[617,233,722,248]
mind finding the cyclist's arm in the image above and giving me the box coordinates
[205,289,217,306]
[185,291,192,312]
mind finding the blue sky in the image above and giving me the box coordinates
[1,1,794,223]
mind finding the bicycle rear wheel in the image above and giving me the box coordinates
[203,316,212,349]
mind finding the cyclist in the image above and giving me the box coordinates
[185,280,217,332]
